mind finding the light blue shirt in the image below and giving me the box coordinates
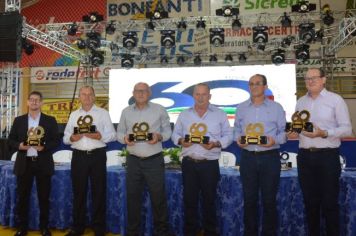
[296,88,352,148]
[27,113,41,157]
[172,104,233,160]
[233,98,287,151]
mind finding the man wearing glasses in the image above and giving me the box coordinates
[234,74,286,236]
[288,68,352,235]
[117,82,172,236]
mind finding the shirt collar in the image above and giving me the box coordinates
[79,104,97,112]
[306,88,327,98]
[133,102,150,110]
[247,97,269,107]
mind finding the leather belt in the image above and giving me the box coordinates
[300,147,337,152]
[26,156,38,161]
[242,149,279,156]
[184,156,209,163]
[74,147,105,156]
[130,152,162,160]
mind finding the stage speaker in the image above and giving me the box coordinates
[0,11,23,62]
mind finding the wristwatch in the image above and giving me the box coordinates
[322,130,328,139]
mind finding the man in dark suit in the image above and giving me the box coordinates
[8,91,60,236]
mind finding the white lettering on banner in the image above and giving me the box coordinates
[31,66,114,83]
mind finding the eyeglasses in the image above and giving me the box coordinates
[249,82,264,87]
[304,76,321,82]
[28,98,41,103]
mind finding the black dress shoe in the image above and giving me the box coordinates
[64,230,81,236]
[14,230,27,236]
[41,228,52,236]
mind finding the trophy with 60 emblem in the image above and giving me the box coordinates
[25,126,45,146]
[285,110,313,133]
[74,115,97,134]
[128,122,153,141]
[184,123,210,144]
[240,123,267,145]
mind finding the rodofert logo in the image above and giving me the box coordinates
[35,70,45,80]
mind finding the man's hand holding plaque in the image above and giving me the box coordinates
[240,123,267,145]
[128,122,153,142]
[25,126,45,146]
[184,123,210,144]
[74,115,97,134]
[285,110,313,133]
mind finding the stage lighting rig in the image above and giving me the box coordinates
[22,38,34,55]
[216,6,239,17]
[239,53,247,63]
[161,30,176,49]
[295,44,310,62]
[322,4,335,26]
[76,39,86,49]
[177,19,187,32]
[146,10,168,20]
[86,32,101,50]
[210,28,225,47]
[252,26,268,43]
[299,23,315,44]
[291,1,316,13]
[271,49,285,64]
[90,51,104,66]
[194,55,202,66]
[123,31,138,50]
[146,19,155,32]
[209,54,218,64]
[67,23,78,36]
[196,17,206,31]
[281,36,294,48]
[82,12,104,23]
[177,55,185,66]
[280,12,292,27]
[160,55,169,65]
[225,54,233,63]
[232,18,242,31]
[121,54,134,68]
[105,21,116,35]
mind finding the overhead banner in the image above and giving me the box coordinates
[42,98,108,123]
[296,58,356,76]
[30,66,115,83]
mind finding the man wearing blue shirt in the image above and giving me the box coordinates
[234,74,286,236]
[172,83,233,236]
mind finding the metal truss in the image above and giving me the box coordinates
[5,0,21,12]
[0,63,19,138]
[325,15,356,55]
[22,22,88,62]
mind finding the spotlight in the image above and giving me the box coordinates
[216,6,239,17]
[146,19,155,32]
[146,10,169,20]
[121,54,134,68]
[252,26,268,43]
[210,28,225,47]
[295,44,310,62]
[86,32,101,50]
[123,31,138,50]
[90,51,104,66]
[161,30,175,49]
[256,44,266,52]
[322,4,334,26]
[315,29,324,42]
[196,17,206,31]
[291,1,316,13]
[177,56,185,66]
[193,55,202,66]
[209,54,218,63]
[106,21,116,35]
[238,53,247,63]
[160,55,169,65]
[177,19,187,32]
[82,12,104,23]
[281,36,294,48]
[299,23,315,44]
[232,18,242,31]
[76,39,86,49]
[271,49,285,64]
[22,38,34,55]
[280,12,292,27]
[67,23,78,36]
[225,54,233,63]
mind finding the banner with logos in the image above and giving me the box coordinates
[42,98,108,123]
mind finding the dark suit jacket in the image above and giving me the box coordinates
[8,113,60,176]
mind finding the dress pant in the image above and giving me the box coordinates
[240,149,281,236]
[297,148,341,236]
[182,157,220,236]
[126,153,170,236]
[16,159,52,231]
[71,148,107,235]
